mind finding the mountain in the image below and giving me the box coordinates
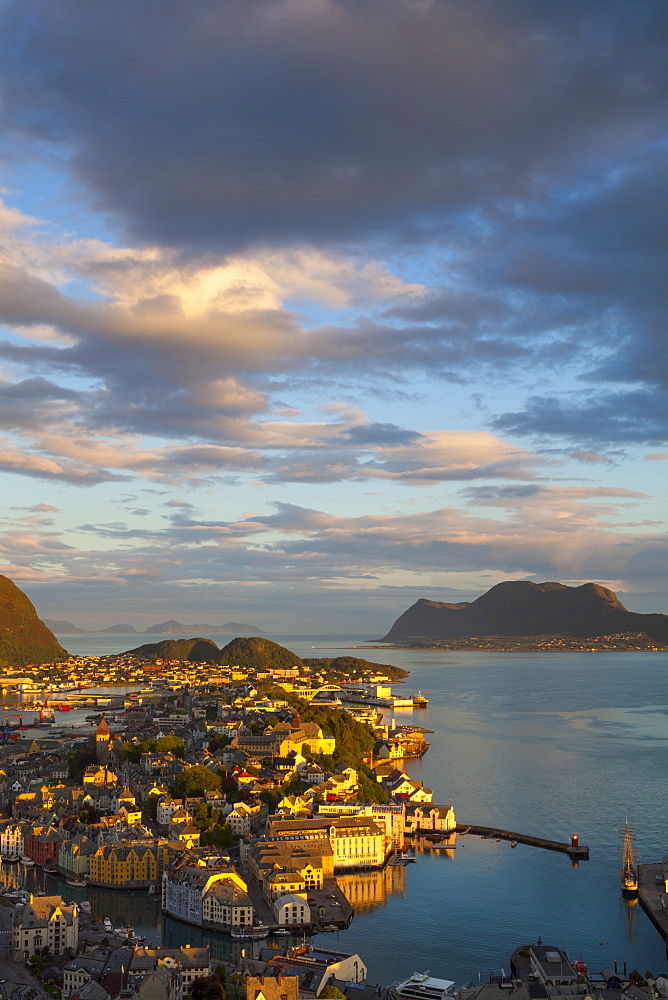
[382,581,668,643]
[45,618,263,634]
[124,637,223,662]
[142,620,263,635]
[217,636,303,670]
[0,576,68,666]
[43,619,88,634]
[123,634,301,668]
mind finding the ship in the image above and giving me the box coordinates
[412,691,429,707]
[620,817,639,895]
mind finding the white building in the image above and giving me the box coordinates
[0,820,27,859]
[13,895,78,959]
[273,892,311,927]
[202,881,254,929]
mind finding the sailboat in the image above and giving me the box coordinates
[620,817,639,896]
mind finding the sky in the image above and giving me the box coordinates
[0,0,666,633]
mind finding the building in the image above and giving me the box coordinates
[83,765,118,787]
[23,824,63,866]
[246,976,299,1000]
[63,946,132,999]
[96,718,111,763]
[263,815,388,871]
[202,880,254,930]
[59,835,98,878]
[13,894,78,959]
[273,893,310,927]
[129,946,210,1000]
[88,841,176,889]
[249,839,333,897]
[162,860,249,928]
[0,820,27,859]
[226,800,263,837]
[260,946,366,997]
[403,803,455,836]
[528,946,577,986]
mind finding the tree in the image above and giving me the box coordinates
[203,985,225,1000]
[67,747,97,782]
[155,735,186,758]
[172,764,222,798]
[319,987,347,999]
[259,788,283,812]
[192,977,225,1000]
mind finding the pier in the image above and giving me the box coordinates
[637,863,668,942]
[456,824,589,859]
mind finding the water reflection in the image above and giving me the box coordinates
[336,863,407,913]
[623,897,638,946]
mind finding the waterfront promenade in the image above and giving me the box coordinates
[638,863,668,943]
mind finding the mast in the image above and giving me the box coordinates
[619,817,639,895]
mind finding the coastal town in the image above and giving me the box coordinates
[0,643,454,999]
[0,641,665,1000]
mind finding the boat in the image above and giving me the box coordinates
[412,691,429,707]
[1,855,20,863]
[273,928,291,936]
[148,884,156,894]
[510,841,517,848]
[20,856,35,866]
[66,877,87,887]
[231,927,270,940]
[103,917,113,932]
[391,851,416,864]
[392,972,456,1000]
[620,817,639,895]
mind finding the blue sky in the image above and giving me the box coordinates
[0,0,666,631]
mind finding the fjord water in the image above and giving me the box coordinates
[54,634,668,983]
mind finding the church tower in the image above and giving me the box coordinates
[96,716,111,763]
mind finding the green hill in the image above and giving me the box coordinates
[123,634,304,669]
[303,656,409,681]
[217,636,304,671]
[124,637,222,662]
[0,575,68,667]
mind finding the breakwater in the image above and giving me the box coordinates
[456,824,589,859]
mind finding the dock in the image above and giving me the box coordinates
[456,823,589,859]
[637,863,667,942]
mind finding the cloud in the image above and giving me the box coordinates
[571,450,612,464]
[0,435,125,485]
[493,389,668,444]
[2,0,666,253]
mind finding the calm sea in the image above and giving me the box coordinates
[13,634,668,985]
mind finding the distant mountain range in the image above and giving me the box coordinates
[382,581,668,643]
[44,618,264,635]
